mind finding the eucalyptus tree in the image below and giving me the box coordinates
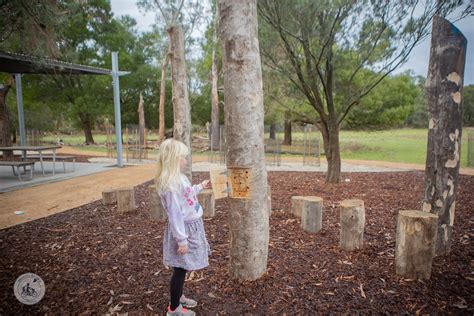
[258,0,468,182]
[0,0,69,151]
[138,0,206,180]
[219,0,269,281]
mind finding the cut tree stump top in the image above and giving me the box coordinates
[340,199,364,207]
[399,210,438,219]
[302,196,323,202]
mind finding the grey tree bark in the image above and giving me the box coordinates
[219,0,269,281]
[211,9,220,150]
[211,46,220,150]
[168,25,192,180]
[138,92,145,148]
[423,16,467,256]
[0,78,13,160]
[159,53,169,144]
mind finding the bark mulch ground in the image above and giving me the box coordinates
[0,171,472,314]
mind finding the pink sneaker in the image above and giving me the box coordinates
[180,294,197,308]
[167,304,195,316]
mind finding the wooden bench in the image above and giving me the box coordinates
[0,161,35,181]
[29,155,76,173]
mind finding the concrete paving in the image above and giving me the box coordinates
[0,161,114,193]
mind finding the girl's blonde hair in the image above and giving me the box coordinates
[155,139,189,192]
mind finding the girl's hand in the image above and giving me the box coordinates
[201,179,211,189]
[177,244,188,255]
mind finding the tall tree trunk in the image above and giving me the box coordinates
[159,53,169,144]
[79,112,95,144]
[211,46,220,149]
[219,0,269,281]
[269,123,276,140]
[321,117,341,183]
[423,16,466,256]
[168,25,192,180]
[0,78,13,160]
[138,92,145,147]
[282,119,292,145]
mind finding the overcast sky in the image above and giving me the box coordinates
[110,0,473,85]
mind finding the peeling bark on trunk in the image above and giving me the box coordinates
[282,119,292,145]
[219,0,269,281]
[168,25,192,180]
[211,46,220,149]
[423,16,466,256]
[159,53,169,144]
[0,79,13,160]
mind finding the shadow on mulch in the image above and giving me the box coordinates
[0,171,473,314]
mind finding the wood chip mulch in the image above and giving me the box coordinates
[0,171,473,314]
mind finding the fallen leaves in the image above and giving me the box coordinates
[359,284,366,299]
[1,171,473,314]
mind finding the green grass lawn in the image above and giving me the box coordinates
[41,128,474,168]
[338,129,472,167]
[268,128,473,167]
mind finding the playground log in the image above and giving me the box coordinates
[339,199,365,251]
[116,187,136,213]
[395,210,438,280]
[301,196,323,233]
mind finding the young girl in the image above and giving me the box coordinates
[155,139,211,316]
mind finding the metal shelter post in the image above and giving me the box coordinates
[111,52,126,167]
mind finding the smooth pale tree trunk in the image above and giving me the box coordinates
[282,119,292,145]
[219,0,269,281]
[168,25,192,180]
[138,92,145,148]
[423,16,466,256]
[159,53,169,144]
[211,47,220,150]
[0,79,13,160]
[320,117,341,183]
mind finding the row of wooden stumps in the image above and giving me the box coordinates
[103,185,437,280]
[102,186,217,220]
[291,196,438,280]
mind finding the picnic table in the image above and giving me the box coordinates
[0,145,62,176]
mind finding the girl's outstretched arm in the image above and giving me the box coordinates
[162,191,188,246]
[192,180,211,194]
